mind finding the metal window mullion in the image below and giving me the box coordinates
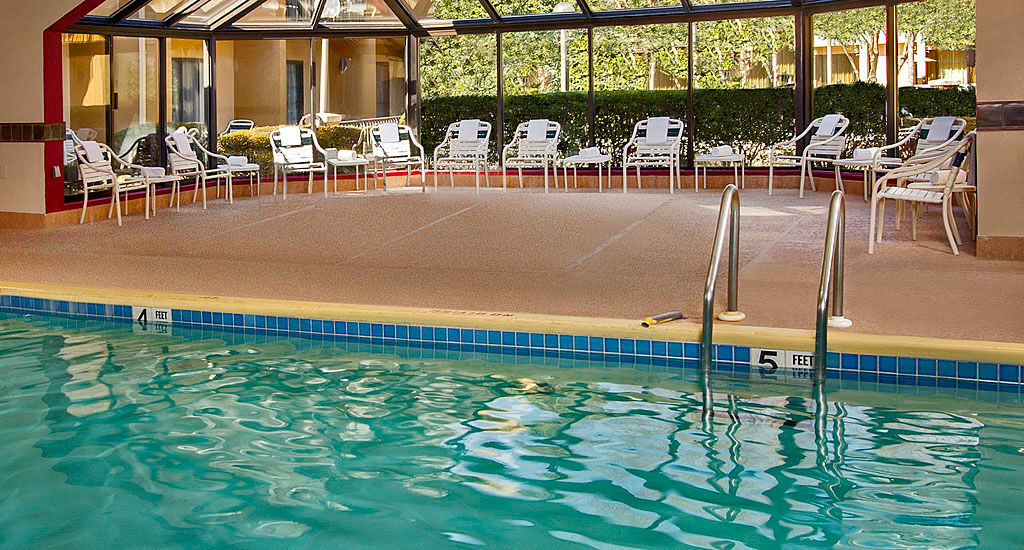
[794,9,813,155]
[496,31,504,161]
[112,0,158,24]
[163,0,207,26]
[311,0,328,28]
[587,26,595,147]
[686,21,694,168]
[479,0,501,22]
[885,2,898,146]
[216,0,268,30]
[208,37,217,153]
[159,37,168,169]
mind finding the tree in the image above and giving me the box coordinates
[897,0,975,80]
[814,7,886,83]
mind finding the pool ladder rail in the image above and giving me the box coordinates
[699,186,851,387]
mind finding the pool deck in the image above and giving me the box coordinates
[1,185,1022,346]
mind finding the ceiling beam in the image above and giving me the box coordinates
[216,0,268,30]
[163,0,207,27]
[576,0,593,19]
[478,0,501,22]
[311,0,328,27]
[377,0,424,31]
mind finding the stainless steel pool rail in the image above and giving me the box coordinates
[814,190,847,383]
[700,184,741,376]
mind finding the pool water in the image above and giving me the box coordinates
[1,313,1023,549]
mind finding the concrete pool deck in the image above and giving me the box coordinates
[1,186,1022,344]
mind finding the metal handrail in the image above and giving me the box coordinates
[700,184,743,374]
[814,189,848,383]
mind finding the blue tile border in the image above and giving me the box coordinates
[0,293,1021,394]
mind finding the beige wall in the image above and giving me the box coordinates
[975,0,1024,255]
[231,40,287,126]
[0,0,85,214]
[216,41,235,130]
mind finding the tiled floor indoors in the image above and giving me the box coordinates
[2,185,1021,342]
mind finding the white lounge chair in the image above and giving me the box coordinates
[868,133,974,255]
[622,117,684,194]
[768,114,849,198]
[269,126,329,198]
[503,119,561,192]
[219,119,255,138]
[165,131,231,209]
[369,123,426,192]
[834,116,967,202]
[74,140,179,226]
[433,119,491,192]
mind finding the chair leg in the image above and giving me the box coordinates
[948,200,963,246]
[201,175,208,209]
[868,194,878,254]
[877,198,886,243]
[636,166,642,189]
[518,167,524,190]
[622,165,627,194]
[941,198,960,255]
[421,163,426,193]
[484,161,490,189]
[113,186,123,226]
[543,162,549,193]
[911,202,918,241]
[80,188,89,224]
[768,163,774,196]
[798,161,806,199]
[808,162,817,192]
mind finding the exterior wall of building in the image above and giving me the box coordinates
[0,0,85,217]
[975,0,1024,259]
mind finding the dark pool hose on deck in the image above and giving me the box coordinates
[641,311,684,327]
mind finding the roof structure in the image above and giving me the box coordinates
[71,0,924,37]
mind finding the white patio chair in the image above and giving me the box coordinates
[178,131,262,200]
[768,114,849,198]
[502,119,561,192]
[219,119,255,138]
[433,119,491,192]
[74,140,179,226]
[269,126,329,198]
[834,116,966,203]
[622,117,684,194]
[369,123,426,192]
[868,133,974,255]
[165,132,231,210]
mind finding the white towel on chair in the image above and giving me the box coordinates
[379,123,400,144]
[928,116,956,141]
[853,147,880,161]
[141,167,166,178]
[646,117,670,145]
[227,155,249,167]
[816,114,842,136]
[526,119,549,141]
[81,141,105,163]
[457,119,480,141]
[928,168,968,185]
[337,150,357,161]
[710,145,734,157]
[279,126,302,147]
[170,132,196,158]
[579,147,601,158]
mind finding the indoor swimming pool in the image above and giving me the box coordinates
[1,311,1022,549]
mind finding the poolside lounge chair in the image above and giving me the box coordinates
[219,119,255,138]
[165,131,231,209]
[269,126,329,198]
[834,116,967,202]
[868,132,974,255]
[503,119,561,192]
[74,140,180,226]
[768,114,849,198]
[622,117,684,194]
[369,123,426,192]
[433,119,491,192]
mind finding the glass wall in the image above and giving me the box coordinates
[214,39,313,128]
[502,29,588,158]
[896,0,976,134]
[63,33,109,197]
[812,6,887,149]
[318,38,406,120]
[420,34,497,160]
[112,36,160,167]
[593,23,688,165]
[693,17,795,165]
[168,38,210,145]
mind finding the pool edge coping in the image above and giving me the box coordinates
[3,279,1023,365]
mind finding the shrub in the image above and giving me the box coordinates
[899,86,976,118]
[217,125,363,173]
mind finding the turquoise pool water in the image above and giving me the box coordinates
[1,312,1022,549]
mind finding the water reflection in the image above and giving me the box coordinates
[0,314,998,548]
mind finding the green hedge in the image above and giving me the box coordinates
[217,125,363,173]
[899,86,976,118]
[813,81,887,150]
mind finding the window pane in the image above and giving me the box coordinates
[181,0,254,26]
[693,17,795,165]
[896,0,976,132]
[593,24,688,164]
[813,6,887,149]
[397,0,487,22]
[318,0,403,26]
[503,29,588,157]
[87,0,137,18]
[63,34,110,198]
[317,38,407,119]
[421,34,497,160]
[236,0,317,25]
[214,40,312,126]
[586,0,684,10]
[491,0,574,18]
[168,39,211,145]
